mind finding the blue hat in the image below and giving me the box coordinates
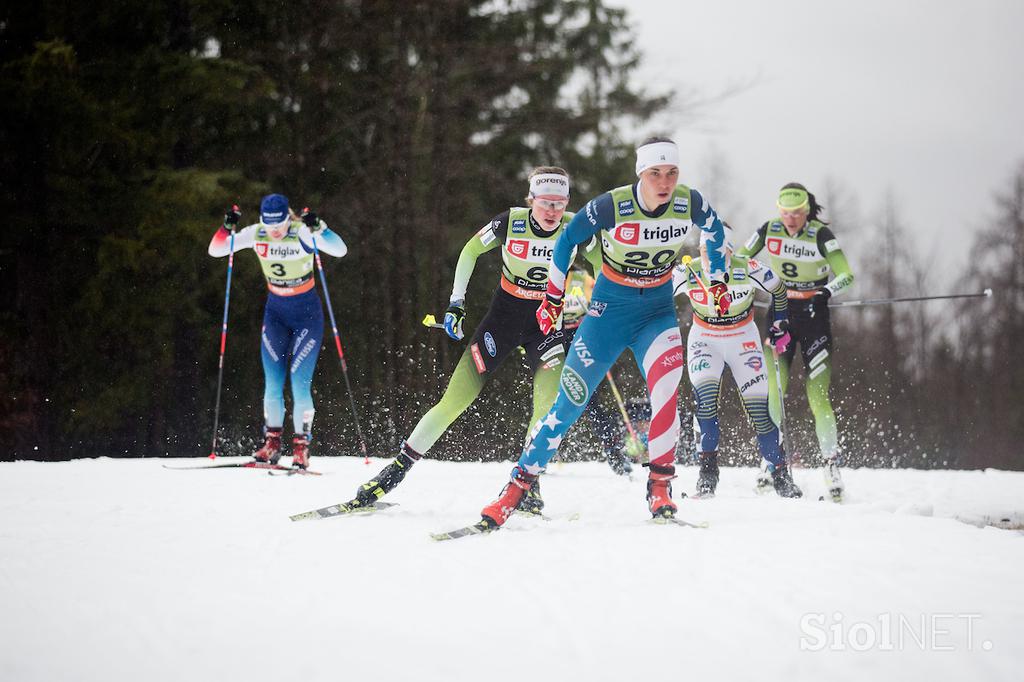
[259,194,289,226]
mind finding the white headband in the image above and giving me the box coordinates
[529,173,570,200]
[635,141,680,176]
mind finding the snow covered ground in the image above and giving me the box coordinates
[1,457,1022,682]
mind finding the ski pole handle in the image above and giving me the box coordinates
[421,314,445,329]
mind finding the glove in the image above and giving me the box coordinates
[223,205,241,229]
[443,300,465,340]
[767,319,791,354]
[300,207,322,232]
[708,279,731,316]
[812,287,832,307]
[536,294,564,335]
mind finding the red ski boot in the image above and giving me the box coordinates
[646,462,678,519]
[291,435,310,469]
[253,428,283,464]
[480,467,538,528]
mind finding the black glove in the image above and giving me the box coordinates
[300,207,322,232]
[812,288,832,307]
[223,205,241,229]
[444,300,466,340]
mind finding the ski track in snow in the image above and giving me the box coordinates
[1,458,1022,682]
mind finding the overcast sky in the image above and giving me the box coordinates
[608,0,1024,276]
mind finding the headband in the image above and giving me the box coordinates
[529,173,570,200]
[635,141,680,175]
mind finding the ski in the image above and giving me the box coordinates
[289,500,397,522]
[515,509,581,522]
[267,468,323,477]
[430,520,499,542]
[651,510,709,529]
[163,461,307,473]
[691,491,715,500]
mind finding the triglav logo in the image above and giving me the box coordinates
[507,239,528,257]
[615,223,639,245]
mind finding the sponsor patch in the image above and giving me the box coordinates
[560,366,589,406]
[617,199,635,216]
[809,349,830,368]
[673,197,689,213]
[511,219,527,234]
[255,243,269,258]
[766,237,782,255]
[587,300,607,317]
[484,332,497,357]
[745,233,760,250]
[744,355,764,372]
[540,345,563,362]
[824,238,840,252]
[573,337,595,368]
[740,374,765,393]
[614,222,640,245]
[470,344,487,373]
[507,239,528,258]
[742,341,758,352]
[809,362,828,379]
[689,358,711,373]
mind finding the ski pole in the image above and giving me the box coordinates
[208,215,237,459]
[605,370,639,441]
[753,289,992,309]
[311,232,370,464]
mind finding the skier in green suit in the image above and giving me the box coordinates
[353,167,601,508]
[736,183,854,502]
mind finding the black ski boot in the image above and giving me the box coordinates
[354,443,420,506]
[771,462,803,498]
[695,450,719,498]
[518,475,545,515]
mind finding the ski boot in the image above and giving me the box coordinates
[605,446,633,476]
[646,462,678,519]
[354,443,420,506]
[694,451,719,498]
[519,475,545,515]
[480,466,539,528]
[823,456,844,502]
[253,428,283,464]
[291,435,311,469]
[770,462,802,498]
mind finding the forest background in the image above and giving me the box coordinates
[2,1,1021,468]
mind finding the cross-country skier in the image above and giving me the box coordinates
[474,137,730,527]
[673,226,802,498]
[736,183,854,501]
[353,167,601,507]
[208,194,348,469]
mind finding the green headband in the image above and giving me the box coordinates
[777,187,810,212]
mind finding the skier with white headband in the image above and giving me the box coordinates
[469,137,731,528]
[352,167,601,509]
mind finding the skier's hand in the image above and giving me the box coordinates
[709,279,731,316]
[223,205,242,230]
[812,287,832,307]
[300,207,323,232]
[536,294,563,335]
[443,300,465,340]
[767,319,791,354]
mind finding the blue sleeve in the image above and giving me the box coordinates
[549,193,614,292]
[690,188,727,280]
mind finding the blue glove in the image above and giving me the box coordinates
[444,300,466,340]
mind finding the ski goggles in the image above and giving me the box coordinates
[533,198,569,211]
